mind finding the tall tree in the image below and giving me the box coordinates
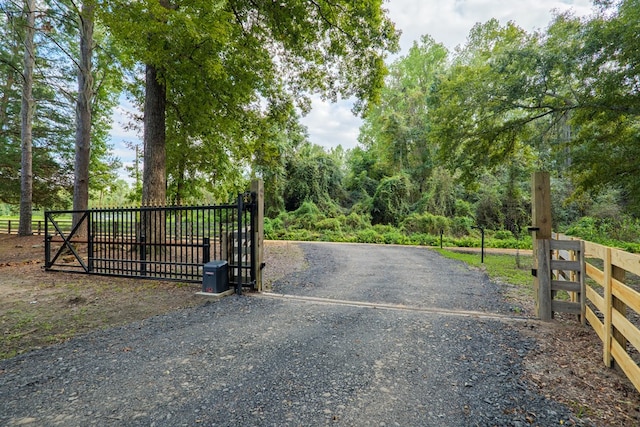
[359,35,448,189]
[428,5,640,215]
[18,0,36,236]
[101,0,399,206]
[72,0,95,233]
[429,19,545,182]
[568,0,640,214]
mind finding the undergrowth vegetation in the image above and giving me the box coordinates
[265,199,640,253]
[564,216,640,253]
[265,200,532,249]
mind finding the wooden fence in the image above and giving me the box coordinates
[0,219,69,235]
[555,234,640,393]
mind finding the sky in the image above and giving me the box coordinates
[109,0,596,177]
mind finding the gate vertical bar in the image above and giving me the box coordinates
[251,179,264,292]
[44,212,50,268]
[236,193,244,295]
[87,211,93,273]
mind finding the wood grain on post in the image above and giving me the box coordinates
[603,247,613,367]
[532,172,552,320]
[537,239,552,321]
[612,264,628,363]
[532,172,552,240]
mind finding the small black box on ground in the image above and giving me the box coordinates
[202,260,229,293]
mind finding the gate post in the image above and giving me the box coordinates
[532,172,553,320]
[251,179,264,292]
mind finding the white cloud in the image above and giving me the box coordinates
[387,0,594,53]
[299,96,363,150]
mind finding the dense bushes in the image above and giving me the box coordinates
[261,141,639,251]
[564,216,640,253]
[401,212,448,235]
[264,200,532,249]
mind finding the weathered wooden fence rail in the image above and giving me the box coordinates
[0,219,69,235]
[555,233,640,393]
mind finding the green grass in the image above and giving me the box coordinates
[434,249,534,287]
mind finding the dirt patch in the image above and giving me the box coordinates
[520,317,640,426]
[0,235,304,359]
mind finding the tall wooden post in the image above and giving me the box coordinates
[251,179,264,292]
[532,172,552,320]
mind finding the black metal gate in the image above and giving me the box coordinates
[44,192,258,294]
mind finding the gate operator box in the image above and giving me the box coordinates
[202,260,229,293]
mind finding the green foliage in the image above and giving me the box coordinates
[494,230,513,240]
[425,167,458,217]
[454,200,474,218]
[290,201,325,230]
[359,36,447,187]
[315,218,342,232]
[451,216,474,237]
[259,1,640,256]
[371,174,412,225]
[475,177,504,230]
[100,0,399,201]
[283,144,344,212]
[355,228,385,244]
[401,212,450,235]
[565,216,640,253]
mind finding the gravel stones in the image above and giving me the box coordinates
[0,243,596,426]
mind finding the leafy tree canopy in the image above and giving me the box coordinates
[99,0,400,199]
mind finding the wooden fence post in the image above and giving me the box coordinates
[603,247,613,367]
[251,179,264,292]
[532,172,553,320]
[536,239,552,321]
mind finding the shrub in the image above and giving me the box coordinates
[451,216,474,237]
[372,224,397,234]
[407,233,440,246]
[341,211,371,231]
[282,228,316,241]
[401,212,450,235]
[494,230,513,240]
[291,201,325,229]
[316,218,342,232]
[565,217,599,241]
[382,230,409,245]
[356,229,385,244]
[264,217,276,239]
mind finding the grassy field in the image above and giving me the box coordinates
[435,249,534,287]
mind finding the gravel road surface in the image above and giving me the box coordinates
[0,242,595,426]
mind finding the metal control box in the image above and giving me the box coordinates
[202,260,229,293]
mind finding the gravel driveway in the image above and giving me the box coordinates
[0,242,594,426]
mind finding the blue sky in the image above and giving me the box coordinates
[109,0,595,178]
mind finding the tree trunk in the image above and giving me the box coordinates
[141,64,167,256]
[142,64,166,206]
[72,1,95,239]
[19,0,36,236]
